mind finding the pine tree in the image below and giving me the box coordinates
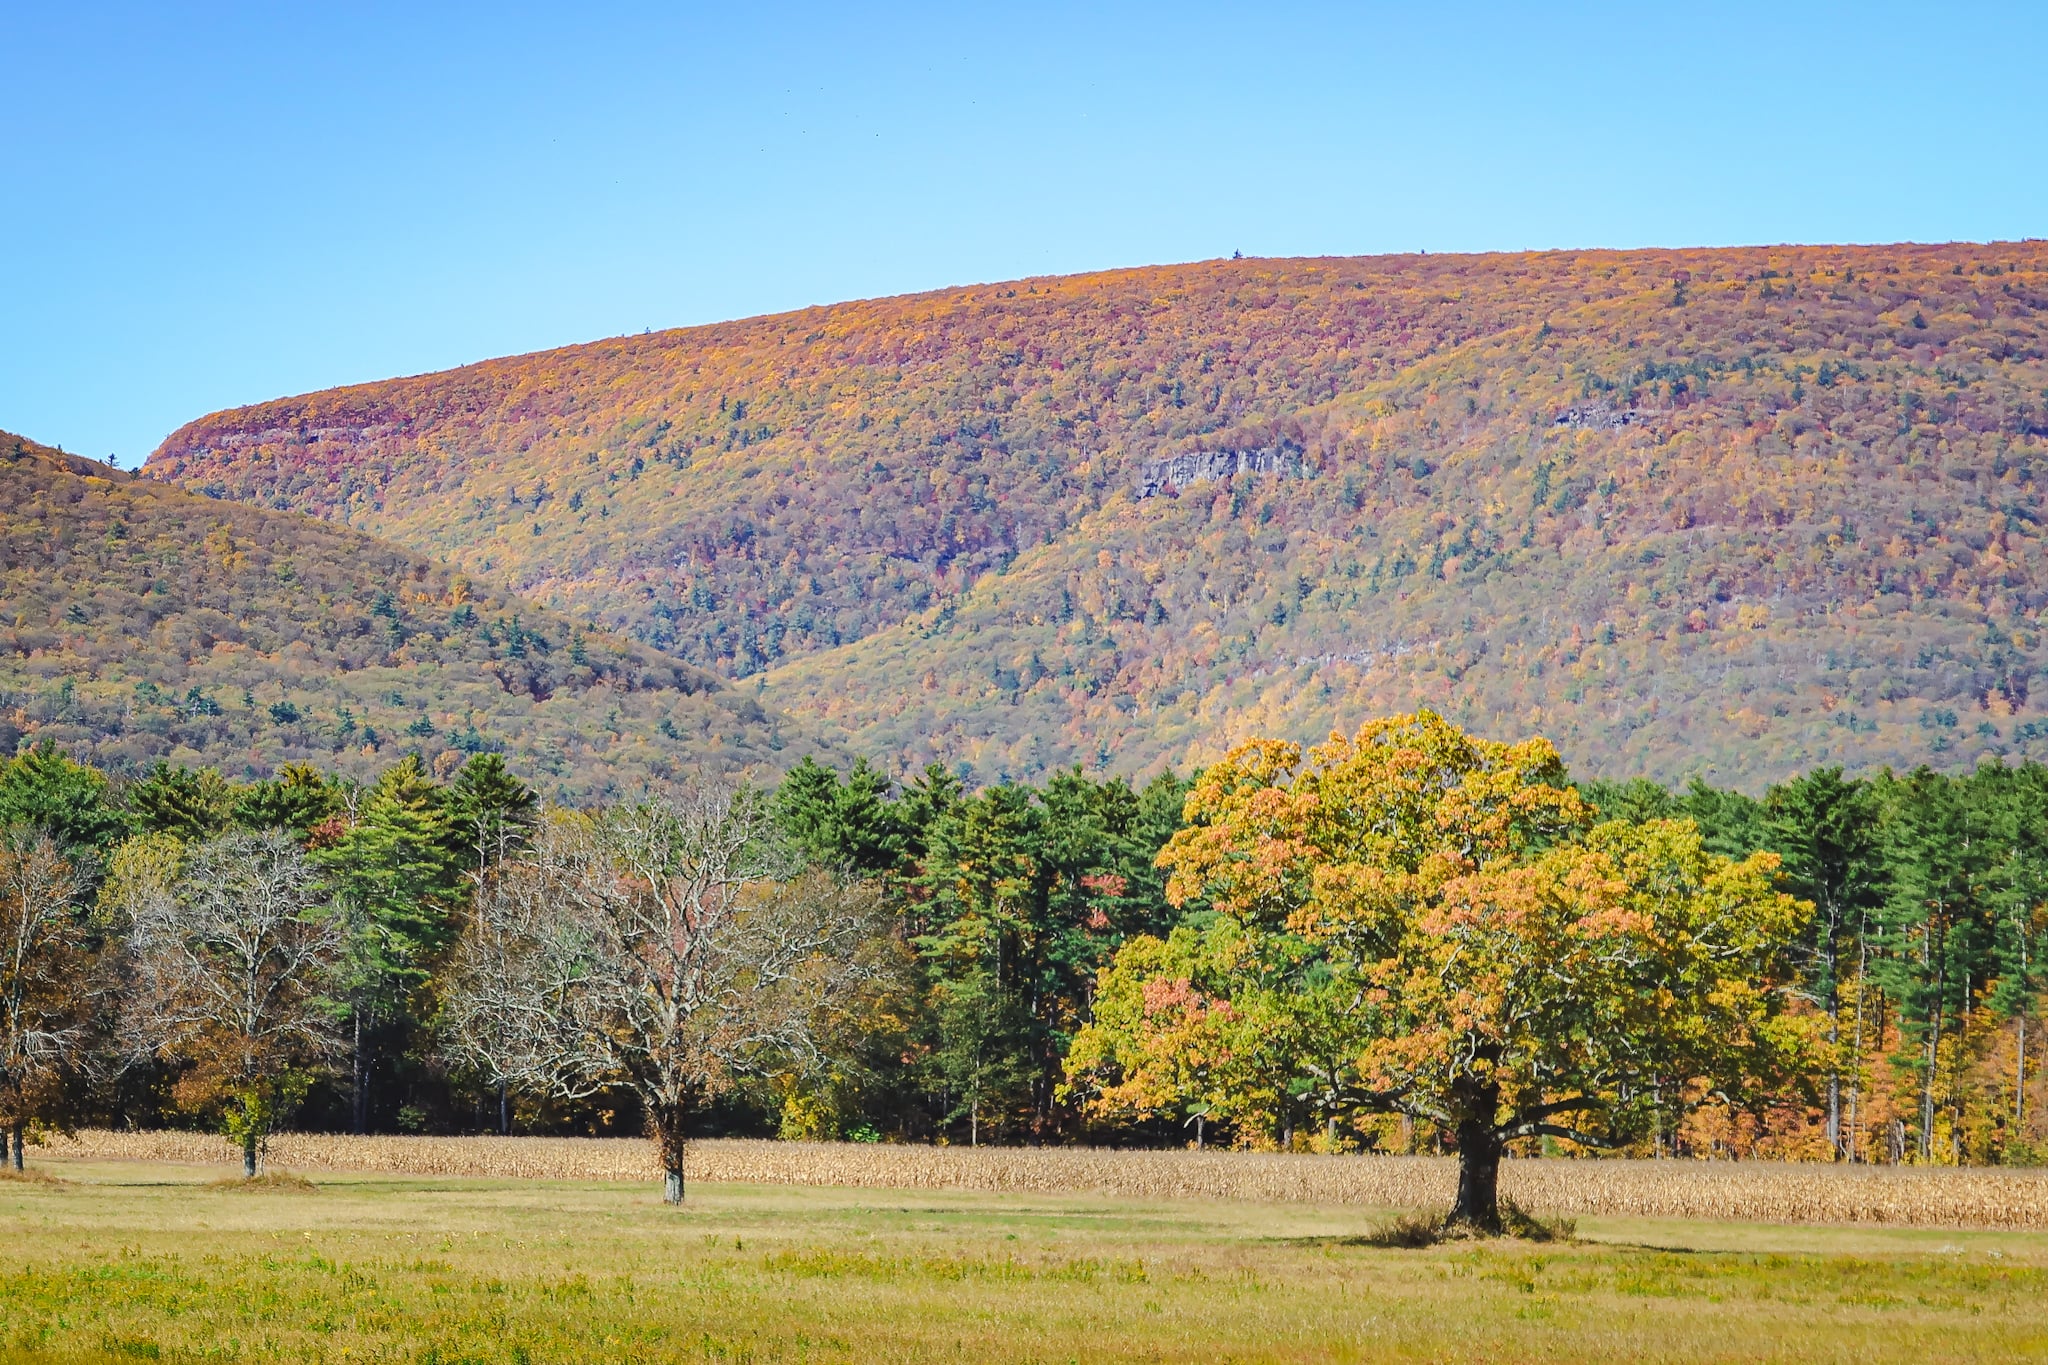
[1981,764,2048,1149]
[770,757,907,876]
[0,744,128,854]
[232,763,338,839]
[127,762,236,841]
[1679,778,1770,860]
[318,756,462,1133]
[916,784,1047,1139]
[1874,769,1996,1162]
[1767,767,1887,1157]
[444,754,538,872]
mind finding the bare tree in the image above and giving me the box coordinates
[441,791,887,1203]
[0,830,92,1170]
[437,852,579,1137]
[121,831,344,1177]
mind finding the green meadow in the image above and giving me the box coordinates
[1,1160,2043,1363]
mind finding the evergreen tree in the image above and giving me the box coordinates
[893,763,964,867]
[318,756,463,1133]
[916,783,1046,1138]
[909,770,1190,1139]
[444,754,538,872]
[233,763,339,839]
[1678,778,1770,860]
[1874,768,1997,1161]
[925,958,1030,1146]
[1577,776,1679,823]
[0,743,128,854]
[771,756,908,877]
[1766,767,1887,1156]
[1978,764,2048,1145]
[127,762,236,841]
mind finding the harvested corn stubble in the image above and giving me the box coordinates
[40,1131,2048,1229]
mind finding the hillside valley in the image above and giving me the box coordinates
[0,430,817,796]
[146,243,2048,787]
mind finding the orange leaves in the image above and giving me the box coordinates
[1114,712,1819,1149]
[1160,710,1593,942]
[126,246,2048,791]
[1139,975,1210,1021]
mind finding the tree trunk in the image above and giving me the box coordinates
[1919,918,1948,1163]
[242,1130,259,1180]
[9,1123,22,1173]
[2017,1014,2027,1130]
[1446,1117,1504,1234]
[1823,927,1842,1160]
[1848,924,1870,1162]
[1916,998,1933,1162]
[650,1099,688,1205]
[498,1082,510,1138]
[352,1012,367,1136]
[1825,1062,1841,1159]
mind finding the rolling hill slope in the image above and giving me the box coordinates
[145,253,1629,673]
[146,244,2048,787]
[1,431,815,796]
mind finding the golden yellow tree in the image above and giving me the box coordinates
[1071,711,1816,1231]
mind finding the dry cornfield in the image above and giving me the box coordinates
[41,1130,2048,1229]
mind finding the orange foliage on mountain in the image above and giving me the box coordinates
[149,244,2048,786]
[1,432,812,795]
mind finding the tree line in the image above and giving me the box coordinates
[0,714,2043,1211]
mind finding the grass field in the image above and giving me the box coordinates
[3,1158,2046,1363]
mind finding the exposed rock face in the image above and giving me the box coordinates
[1131,444,1305,498]
[1552,404,1642,430]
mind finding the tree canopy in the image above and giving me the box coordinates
[1070,712,1818,1229]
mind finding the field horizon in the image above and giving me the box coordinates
[34,1131,2048,1232]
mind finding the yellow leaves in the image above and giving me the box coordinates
[1725,707,1772,739]
[201,525,247,572]
[1160,711,1591,932]
[1132,713,1819,1143]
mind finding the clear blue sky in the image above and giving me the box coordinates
[6,2,2044,467]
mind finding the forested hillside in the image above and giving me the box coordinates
[149,243,2048,787]
[0,431,813,796]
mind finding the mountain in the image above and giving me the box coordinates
[1,430,816,797]
[146,244,2048,788]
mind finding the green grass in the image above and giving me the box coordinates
[2,1159,2045,1363]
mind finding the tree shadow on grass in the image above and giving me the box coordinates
[1287,1201,1579,1249]
[206,1171,318,1192]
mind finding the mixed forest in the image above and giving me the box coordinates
[148,243,2048,787]
[1,723,2043,1187]
[0,431,817,797]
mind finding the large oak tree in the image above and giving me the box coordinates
[1067,711,1816,1231]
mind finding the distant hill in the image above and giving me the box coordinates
[146,244,2048,788]
[1,431,817,797]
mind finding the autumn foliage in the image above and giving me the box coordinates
[1068,712,1817,1228]
[146,243,2048,786]
[0,432,814,795]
